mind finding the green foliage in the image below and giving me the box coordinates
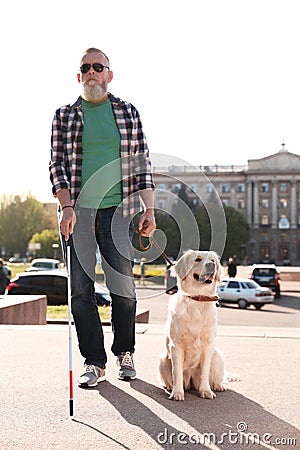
[30,229,61,258]
[155,211,180,258]
[192,204,212,250]
[192,204,250,261]
[223,206,250,261]
[0,194,59,259]
[0,194,45,257]
[148,204,250,262]
[0,193,250,264]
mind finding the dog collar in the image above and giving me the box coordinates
[188,295,219,302]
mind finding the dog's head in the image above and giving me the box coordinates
[172,250,222,296]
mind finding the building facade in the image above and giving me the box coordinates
[153,145,300,265]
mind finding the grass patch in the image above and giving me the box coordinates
[8,262,166,279]
[133,264,166,277]
[8,263,30,278]
[47,305,111,322]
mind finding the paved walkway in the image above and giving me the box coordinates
[0,323,299,449]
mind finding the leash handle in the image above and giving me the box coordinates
[135,223,174,269]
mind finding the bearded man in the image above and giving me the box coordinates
[49,47,155,387]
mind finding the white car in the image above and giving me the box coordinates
[216,278,274,309]
[26,258,60,272]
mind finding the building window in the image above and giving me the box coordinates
[262,183,269,193]
[158,183,166,190]
[278,215,290,229]
[262,214,269,225]
[237,183,245,193]
[261,199,269,208]
[279,198,287,208]
[222,184,230,193]
[260,232,268,241]
[188,184,197,193]
[158,200,165,209]
[222,199,229,206]
[280,182,288,192]
[206,184,213,193]
[237,199,245,209]
[172,183,181,193]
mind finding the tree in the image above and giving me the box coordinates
[222,206,250,262]
[184,203,250,262]
[0,194,49,257]
[29,229,61,259]
[155,211,180,259]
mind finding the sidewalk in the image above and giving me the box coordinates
[0,323,299,449]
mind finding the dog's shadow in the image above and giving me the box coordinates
[76,378,299,449]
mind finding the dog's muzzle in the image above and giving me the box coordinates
[193,261,215,284]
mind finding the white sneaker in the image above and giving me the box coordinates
[117,352,136,380]
[78,364,106,388]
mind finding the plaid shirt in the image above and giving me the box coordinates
[49,93,155,216]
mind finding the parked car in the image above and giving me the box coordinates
[249,264,281,298]
[6,270,111,306]
[216,278,274,309]
[26,258,61,272]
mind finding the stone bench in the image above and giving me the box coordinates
[135,308,150,324]
[0,295,47,325]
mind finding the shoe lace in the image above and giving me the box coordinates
[120,352,133,368]
[85,364,96,373]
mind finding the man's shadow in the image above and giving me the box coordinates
[74,378,299,449]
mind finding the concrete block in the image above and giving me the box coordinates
[0,295,47,325]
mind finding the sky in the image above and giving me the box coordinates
[2,0,300,203]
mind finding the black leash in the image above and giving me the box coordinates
[135,222,174,269]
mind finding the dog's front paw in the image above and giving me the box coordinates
[169,389,185,401]
[212,383,226,392]
[199,388,216,399]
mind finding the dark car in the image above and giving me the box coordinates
[5,270,111,306]
[249,264,281,298]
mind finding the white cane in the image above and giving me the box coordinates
[66,242,74,416]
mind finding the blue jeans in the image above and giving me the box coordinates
[61,206,136,368]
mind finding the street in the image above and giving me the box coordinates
[136,286,300,328]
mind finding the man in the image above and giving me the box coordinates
[227,257,237,278]
[49,48,155,387]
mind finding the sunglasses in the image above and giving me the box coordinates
[80,63,110,74]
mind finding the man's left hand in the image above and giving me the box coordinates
[138,210,156,237]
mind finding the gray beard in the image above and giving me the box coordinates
[82,81,107,102]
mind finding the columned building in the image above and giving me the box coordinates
[153,145,300,265]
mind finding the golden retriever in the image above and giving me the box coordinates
[159,250,229,401]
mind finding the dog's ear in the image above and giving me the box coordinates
[174,250,196,279]
[213,252,222,282]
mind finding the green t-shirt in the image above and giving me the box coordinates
[80,98,122,209]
